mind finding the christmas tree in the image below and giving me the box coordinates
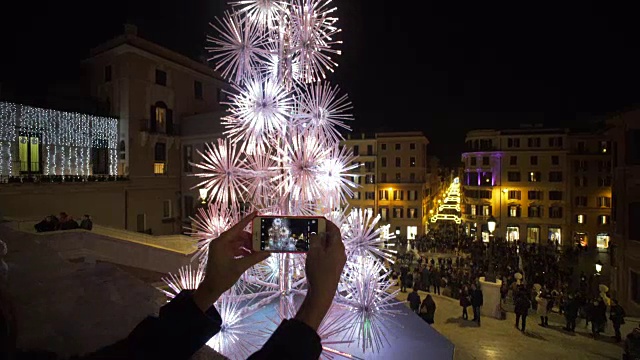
[161,1,402,357]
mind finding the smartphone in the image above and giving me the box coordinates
[252,216,326,253]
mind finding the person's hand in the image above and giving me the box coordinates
[193,211,270,311]
[295,220,346,330]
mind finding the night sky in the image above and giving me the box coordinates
[1,1,640,166]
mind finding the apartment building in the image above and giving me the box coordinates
[461,126,611,246]
[341,132,430,238]
[607,109,640,315]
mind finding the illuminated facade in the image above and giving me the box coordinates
[461,127,611,246]
[341,132,430,238]
[607,109,640,315]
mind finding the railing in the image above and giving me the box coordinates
[0,173,128,184]
[139,119,180,136]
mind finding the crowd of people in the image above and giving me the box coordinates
[34,212,93,232]
[392,223,639,357]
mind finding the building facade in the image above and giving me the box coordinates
[607,109,640,315]
[341,132,430,239]
[0,24,229,235]
[81,24,228,235]
[461,126,611,247]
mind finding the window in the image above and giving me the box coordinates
[548,137,563,147]
[597,233,610,249]
[381,173,387,182]
[352,191,361,200]
[155,69,167,86]
[18,135,41,174]
[631,202,640,240]
[393,190,404,200]
[367,145,373,155]
[194,81,203,99]
[551,156,559,165]
[393,207,404,218]
[365,192,375,200]
[506,226,520,241]
[549,171,563,182]
[576,214,586,224]
[104,65,112,82]
[353,145,359,155]
[631,271,640,304]
[408,208,418,219]
[379,190,389,200]
[507,171,521,182]
[598,160,612,172]
[482,156,490,166]
[365,174,375,184]
[599,141,609,154]
[407,225,418,239]
[598,215,610,225]
[508,190,521,200]
[154,142,167,175]
[379,207,388,221]
[574,176,588,187]
[410,157,416,167]
[507,138,520,148]
[530,156,538,165]
[508,205,520,217]
[528,171,541,182]
[574,160,588,171]
[183,145,193,172]
[91,139,109,175]
[480,172,492,185]
[381,157,387,167]
[409,173,416,182]
[482,205,492,216]
[479,190,492,199]
[381,143,387,150]
[549,206,563,218]
[410,143,416,150]
[509,156,517,166]
[598,176,612,187]
[548,227,562,244]
[528,206,543,218]
[597,196,611,208]
[162,200,172,218]
[549,191,563,200]
[470,157,477,166]
[470,205,477,216]
[528,191,543,200]
[574,196,588,207]
[395,173,401,181]
[527,137,541,147]
[395,143,401,150]
[395,157,401,167]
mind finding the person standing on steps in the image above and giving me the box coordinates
[470,283,483,326]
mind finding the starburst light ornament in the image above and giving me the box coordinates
[193,138,249,207]
[343,208,396,263]
[190,203,241,261]
[317,145,359,209]
[230,0,285,29]
[296,81,353,144]
[160,263,206,300]
[334,256,402,352]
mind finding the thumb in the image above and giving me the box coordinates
[237,251,270,272]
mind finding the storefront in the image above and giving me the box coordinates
[506,225,520,241]
[597,233,610,250]
[527,226,540,243]
[548,227,562,245]
[574,232,588,247]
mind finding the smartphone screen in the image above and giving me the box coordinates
[258,216,319,252]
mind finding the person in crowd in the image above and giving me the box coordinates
[590,295,607,339]
[399,265,409,293]
[58,212,79,231]
[470,283,483,326]
[610,298,626,342]
[624,327,640,360]
[431,267,441,295]
[459,285,470,320]
[420,294,437,325]
[536,289,549,327]
[422,265,431,293]
[407,287,421,314]
[34,215,58,233]
[0,212,347,360]
[80,215,93,231]
[514,287,531,333]
[563,293,579,333]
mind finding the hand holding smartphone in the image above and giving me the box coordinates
[252,215,326,253]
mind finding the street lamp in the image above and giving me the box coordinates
[485,215,497,282]
[595,260,603,274]
[198,188,208,204]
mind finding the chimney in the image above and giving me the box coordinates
[124,24,138,36]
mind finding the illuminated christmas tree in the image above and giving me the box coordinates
[162,0,401,357]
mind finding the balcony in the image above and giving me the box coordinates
[0,162,128,184]
[139,119,180,136]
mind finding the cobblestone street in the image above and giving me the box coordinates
[394,287,629,360]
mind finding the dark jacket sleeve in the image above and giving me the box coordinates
[84,290,221,360]
[248,319,322,360]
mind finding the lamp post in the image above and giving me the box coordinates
[485,215,497,282]
[198,188,208,204]
[595,260,603,274]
